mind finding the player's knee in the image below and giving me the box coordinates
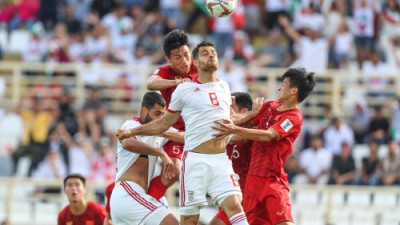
[159,213,179,225]
[221,195,243,214]
[180,215,200,225]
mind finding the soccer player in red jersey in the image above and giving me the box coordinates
[213,68,316,225]
[103,182,115,225]
[147,29,198,200]
[211,92,254,225]
[58,174,107,225]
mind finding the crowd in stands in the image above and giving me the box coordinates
[0,0,399,187]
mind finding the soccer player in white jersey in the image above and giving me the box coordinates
[111,92,181,225]
[117,41,249,225]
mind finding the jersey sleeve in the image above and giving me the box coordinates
[168,84,184,112]
[121,120,141,139]
[152,67,168,79]
[270,112,302,140]
[252,102,270,125]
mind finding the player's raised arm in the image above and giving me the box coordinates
[147,75,180,90]
[160,130,185,144]
[117,111,181,141]
[231,97,264,125]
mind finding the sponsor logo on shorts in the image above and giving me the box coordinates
[280,119,293,132]
[276,209,285,216]
[188,190,194,202]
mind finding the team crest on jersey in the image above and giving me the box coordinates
[280,119,293,132]
[188,190,194,202]
[66,222,72,225]
[85,221,94,225]
[153,69,159,74]
[194,87,201,92]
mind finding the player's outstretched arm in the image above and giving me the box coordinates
[117,111,181,141]
[231,97,264,125]
[147,75,190,90]
[160,131,185,144]
[213,119,279,142]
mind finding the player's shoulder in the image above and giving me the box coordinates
[173,80,199,93]
[152,65,171,78]
[121,117,142,129]
[88,200,105,210]
[58,205,69,216]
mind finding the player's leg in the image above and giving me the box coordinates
[275,222,294,225]
[179,151,209,225]
[180,214,200,225]
[159,213,180,225]
[209,208,230,225]
[209,153,248,225]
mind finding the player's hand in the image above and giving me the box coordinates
[175,77,191,85]
[160,152,174,180]
[116,129,130,141]
[212,119,237,138]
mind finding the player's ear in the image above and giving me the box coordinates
[165,55,171,63]
[291,87,298,96]
[140,106,148,118]
[193,59,198,67]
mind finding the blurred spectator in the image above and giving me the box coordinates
[323,1,345,39]
[48,122,71,173]
[88,137,115,183]
[61,4,82,34]
[160,0,182,28]
[332,22,354,69]
[68,33,87,63]
[12,98,53,176]
[381,141,400,185]
[8,0,39,32]
[32,148,67,180]
[109,18,137,63]
[242,0,261,35]
[22,22,47,62]
[353,0,378,68]
[292,3,325,32]
[91,0,117,18]
[367,105,390,144]
[0,107,23,176]
[295,135,332,185]
[1,219,10,225]
[47,23,71,63]
[323,116,355,155]
[348,101,371,143]
[362,50,396,77]
[224,30,254,66]
[85,24,110,63]
[39,0,62,31]
[67,133,93,177]
[140,22,164,56]
[81,87,106,144]
[284,154,300,184]
[57,89,78,136]
[217,60,248,93]
[68,0,93,21]
[0,1,17,29]
[101,3,131,39]
[265,0,288,30]
[209,16,236,57]
[328,142,356,185]
[255,29,290,67]
[279,15,328,72]
[357,140,382,185]
[380,0,400,65]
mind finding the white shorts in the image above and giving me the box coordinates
[111,181,170,225]
[179,151,242,215]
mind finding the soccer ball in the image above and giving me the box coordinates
[206,0,237,18]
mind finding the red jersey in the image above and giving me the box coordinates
[153,63,197,130]
[104,182,115,214]
[249,101,302,182]
[58,201,107,225]
[226,141,252,191]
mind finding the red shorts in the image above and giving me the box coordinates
[243,175,293,225]
[163,140,184,159]
[216,208,230,225]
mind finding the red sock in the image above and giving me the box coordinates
[216,208,231,225]
[148,176,168,200]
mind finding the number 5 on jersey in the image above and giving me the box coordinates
[209,92,219,106]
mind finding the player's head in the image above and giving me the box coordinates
[141,92,166,124]
[192,40,218,72]
[279,68,315,103]
[231,92,252,113]
[63,174,87,203]
[163,29,191,74]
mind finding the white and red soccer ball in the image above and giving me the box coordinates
[205,0,237,18]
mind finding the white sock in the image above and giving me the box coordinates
[229,212,249,225]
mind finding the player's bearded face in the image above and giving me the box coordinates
[198,46,218,71]
[144,104,166,124]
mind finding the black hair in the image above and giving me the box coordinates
[282,68,316,103]
[192,40,215,59]
[163,29,189,57]
[64,174,86,188]
[141,92,165,110]
[232,92,253,110]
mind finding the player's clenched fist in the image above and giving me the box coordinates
[116,129,130,141]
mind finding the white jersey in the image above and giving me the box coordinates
[168,79,231,150]
[115,117,169,182]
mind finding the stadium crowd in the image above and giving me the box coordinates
[0,0,399,193]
